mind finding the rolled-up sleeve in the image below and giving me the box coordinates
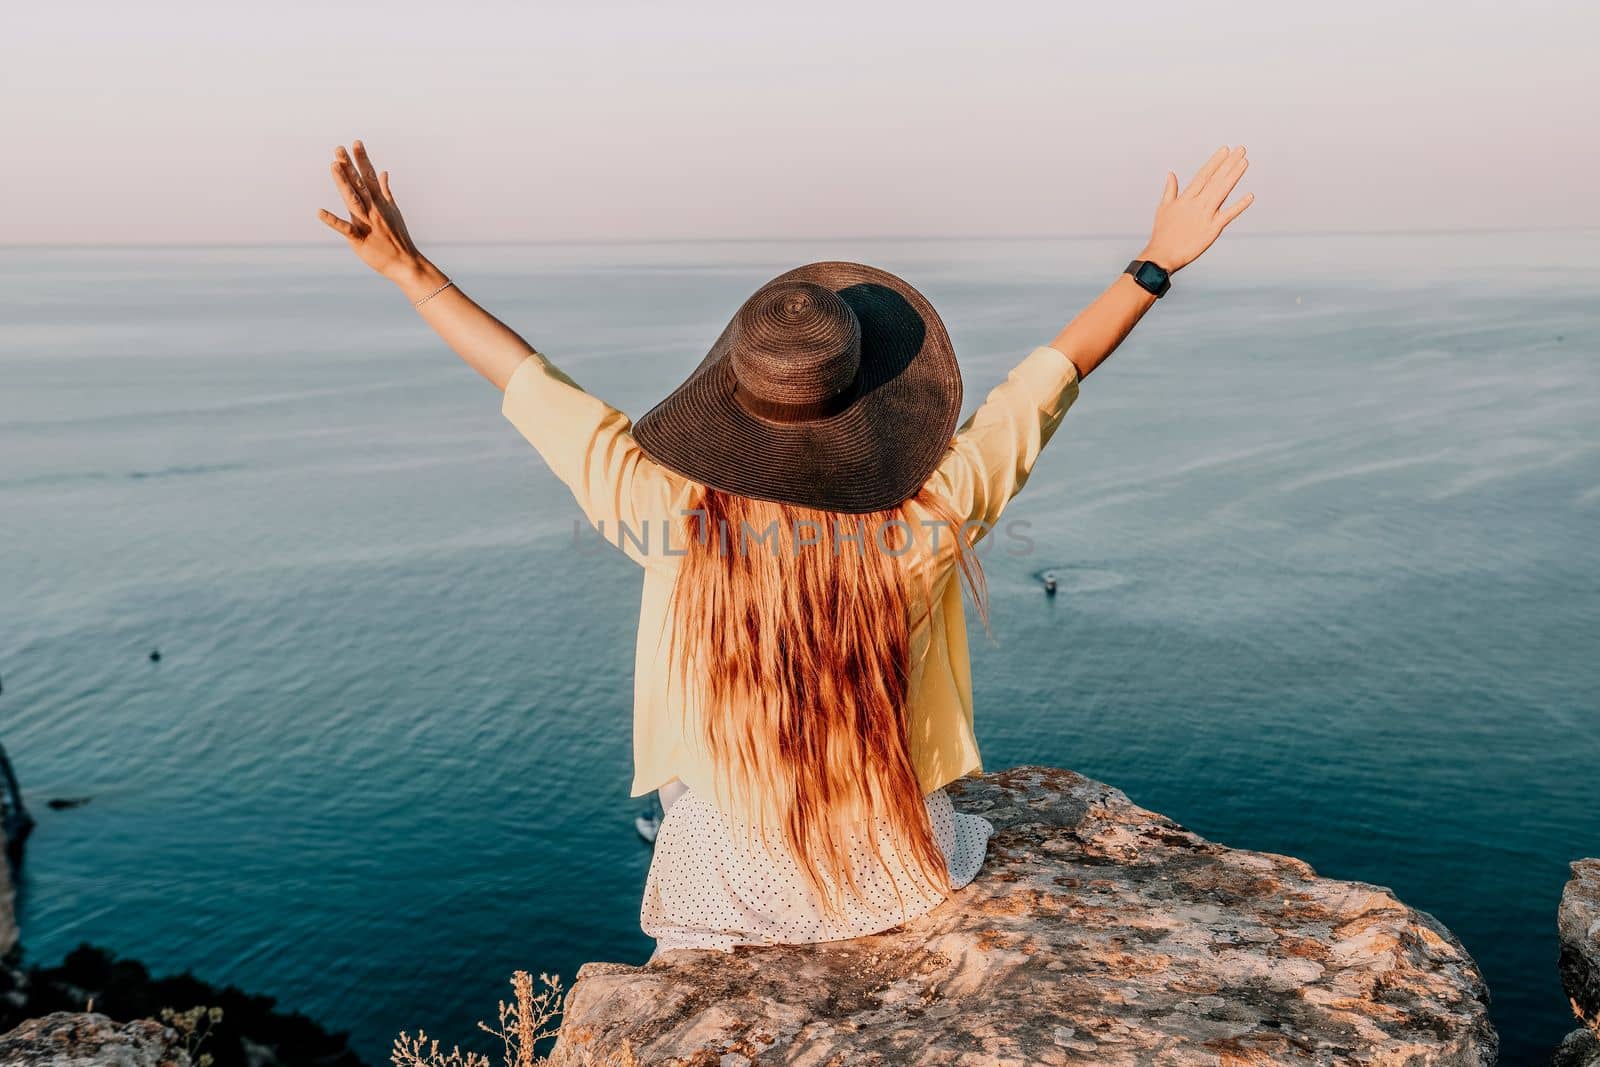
[924,344,1081,540]
[500,353,688,567]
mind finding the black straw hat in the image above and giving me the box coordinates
[632,262,963,514]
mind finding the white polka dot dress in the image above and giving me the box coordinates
[641,786,994,954]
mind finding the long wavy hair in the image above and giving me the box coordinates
[666,482,989,915]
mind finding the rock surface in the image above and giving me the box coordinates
[1561,860,1600,1026]
[0,1012,189,1066]
[1553,1029,1600,1067]
[1557,859,1600,1066]
[549,766,1496,1066]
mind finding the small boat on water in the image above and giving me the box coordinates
[636,797,663,844]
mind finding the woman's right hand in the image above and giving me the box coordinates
[317,140,435,287]
[1139,145,1254,273]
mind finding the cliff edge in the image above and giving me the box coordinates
[549,766,1497,1066]
[1555,858,1600,1067]
[0,1013,188,1067]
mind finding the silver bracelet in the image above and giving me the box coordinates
[413,279,455,308]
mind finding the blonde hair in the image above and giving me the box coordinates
[667,483,989,914]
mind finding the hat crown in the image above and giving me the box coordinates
[729,281,861,405]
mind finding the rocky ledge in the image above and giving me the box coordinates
[549,766,1497,1066]
[1555,858,1600,1067]
[0,1012,187,1066]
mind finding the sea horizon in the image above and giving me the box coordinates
[4,223,1598,251]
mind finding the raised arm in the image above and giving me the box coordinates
[318,140,689,567]
[1053,144,1254,380]
[317,140,532,391]
[927,146,1254,537]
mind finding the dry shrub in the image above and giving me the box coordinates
[392,971,563,1067]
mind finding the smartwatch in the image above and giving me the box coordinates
[1125,259,1172,298]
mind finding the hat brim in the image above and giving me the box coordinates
[632,262,963,515]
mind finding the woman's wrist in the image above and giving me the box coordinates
[1136,244,1186,273]
[387,255,449,303]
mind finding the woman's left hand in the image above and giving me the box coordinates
[318,141,428,284]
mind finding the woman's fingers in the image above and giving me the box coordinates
[1161,171,1179,206]
[332,153,369,213]
[351,140,384,199]
[1204,151,1249,211]
[1181,146,1230,198]
[329,160,369,220]
[1215,192,1256,230]
[321,139,423,273]
[317,208,358,239]
[333,147,373,211]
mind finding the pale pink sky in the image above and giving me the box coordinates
[2,0,1595,243]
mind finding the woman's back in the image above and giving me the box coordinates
[497,339,1085,824]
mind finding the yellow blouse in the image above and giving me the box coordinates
[500,343,1081,812]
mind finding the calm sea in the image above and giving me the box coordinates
[1,233,1596,1064]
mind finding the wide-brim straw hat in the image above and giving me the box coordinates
[632,261,963,514]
